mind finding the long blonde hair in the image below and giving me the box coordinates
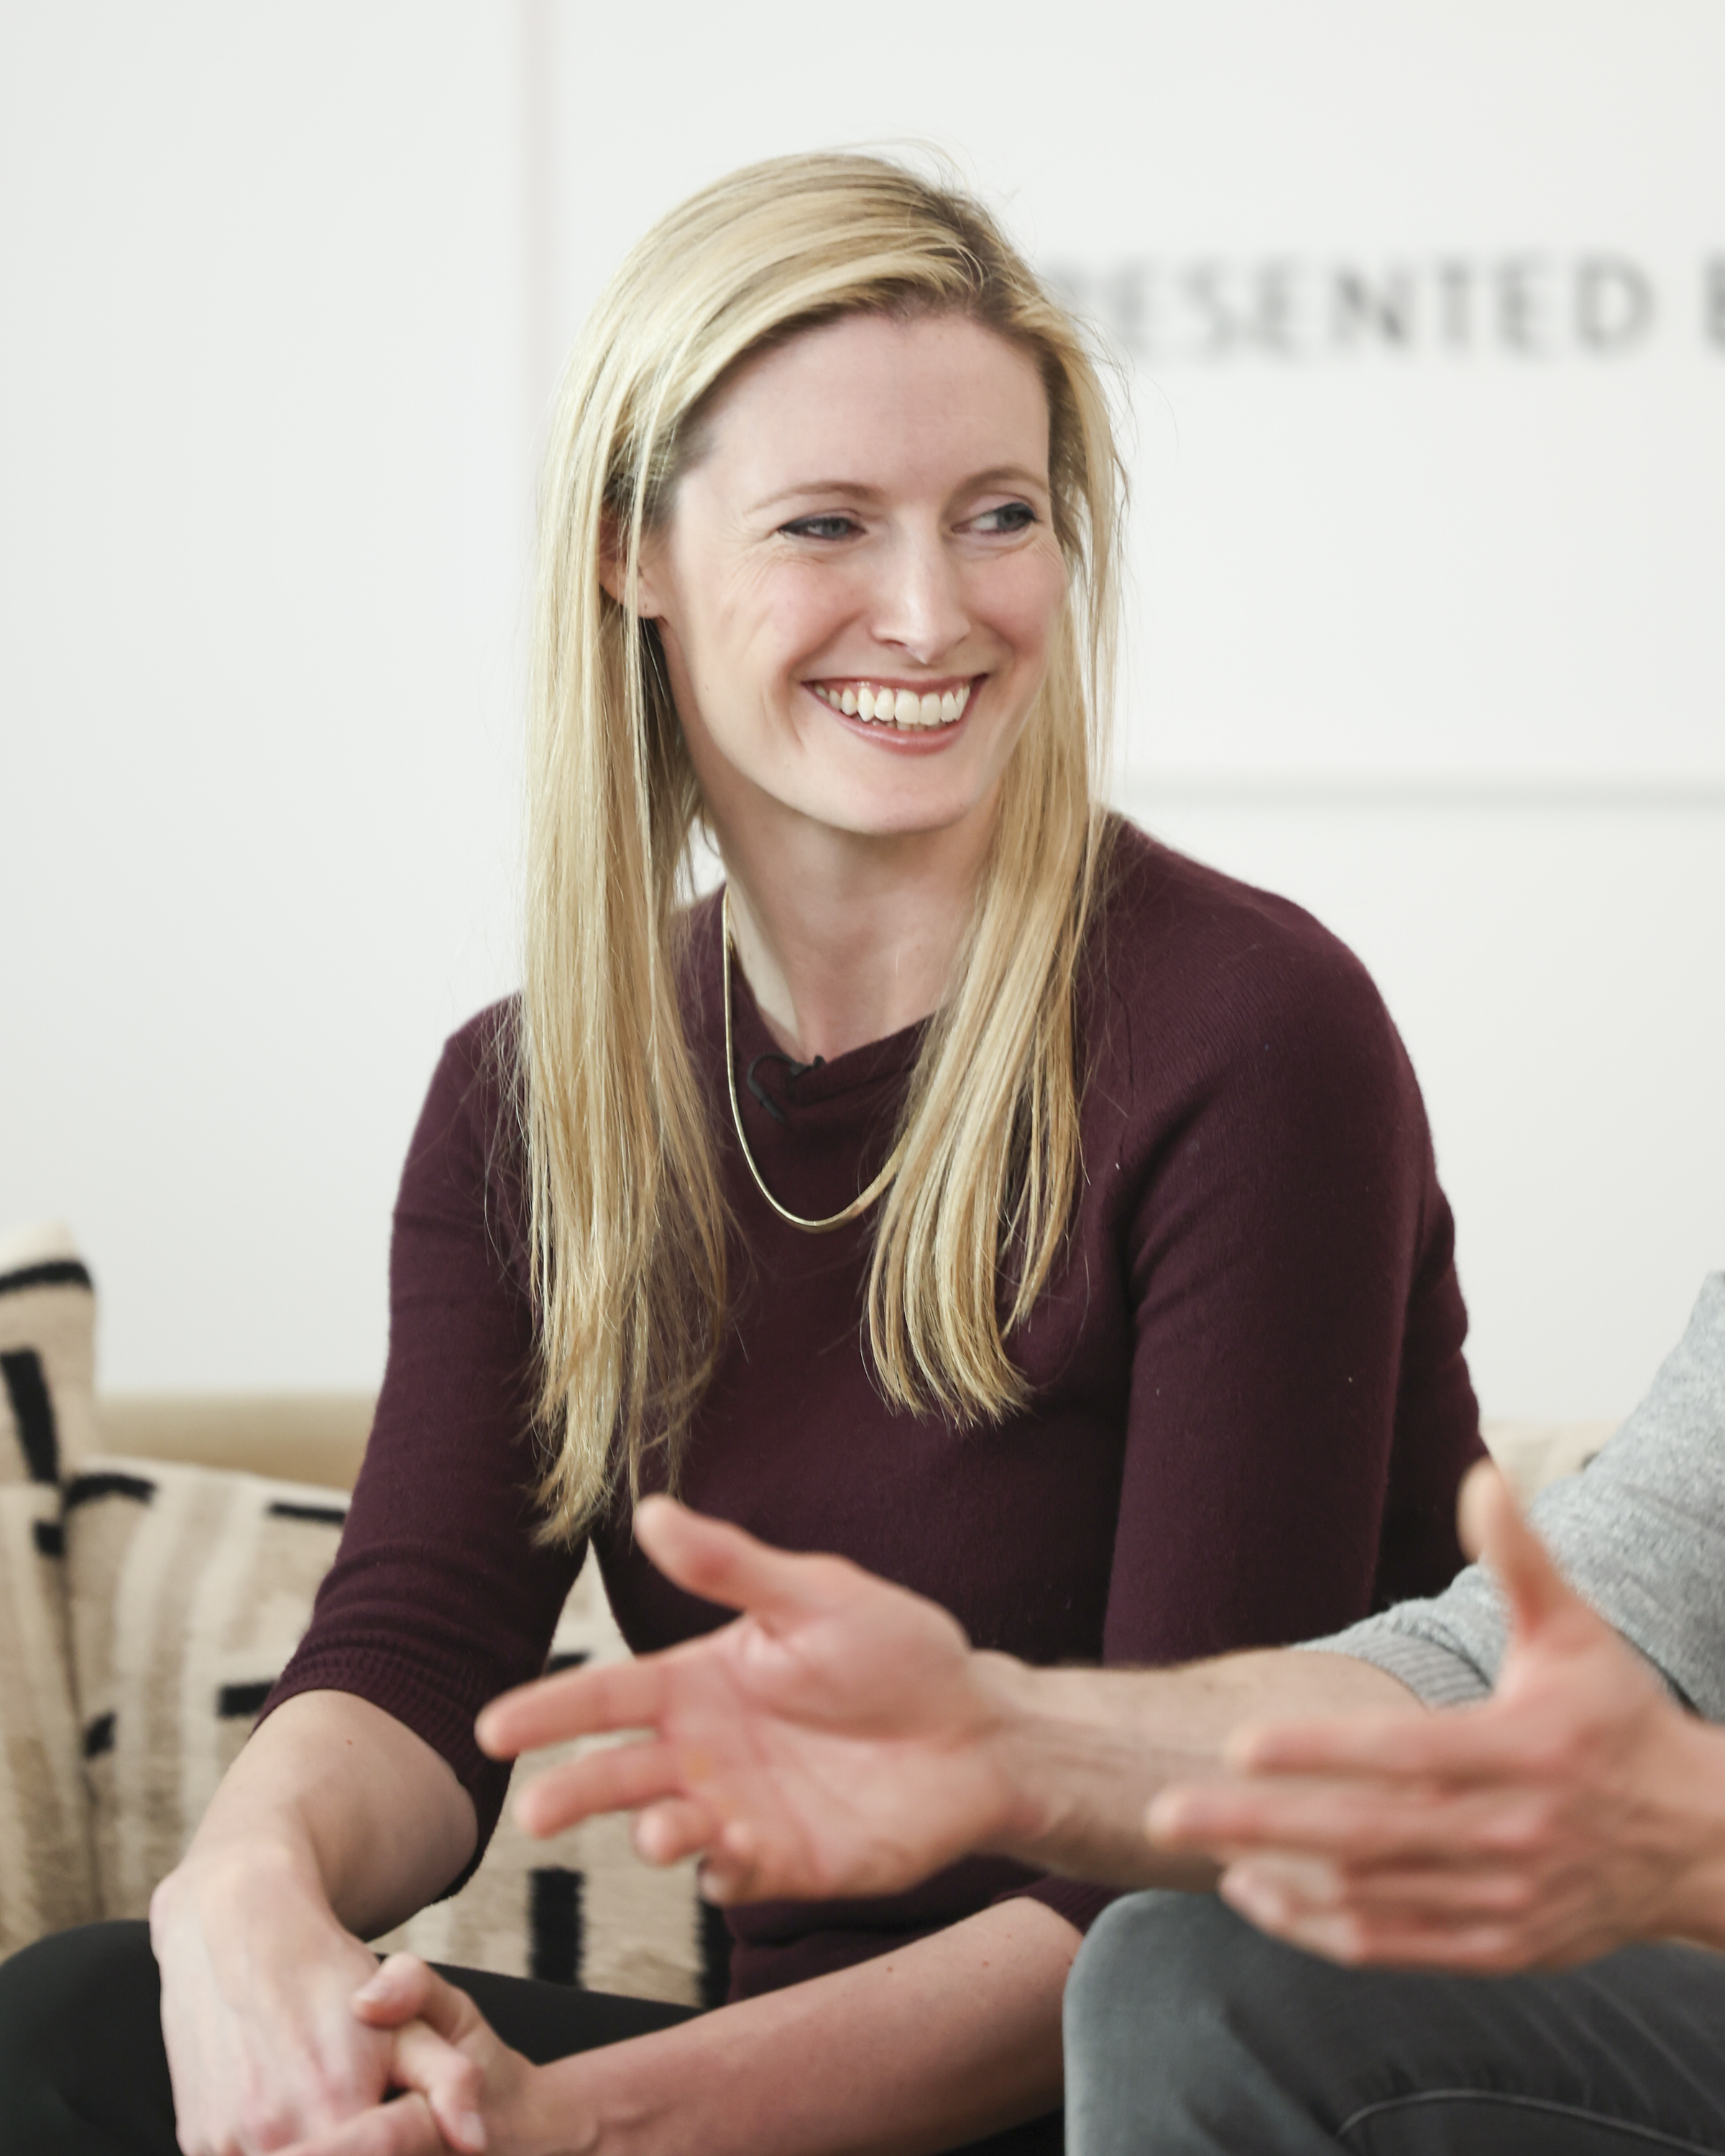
[521,152,1125,1539]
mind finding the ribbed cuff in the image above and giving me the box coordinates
[259,1650,508,1898]
[1294,1625,1494,1708]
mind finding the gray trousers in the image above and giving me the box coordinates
[1064,1892,1725,2154]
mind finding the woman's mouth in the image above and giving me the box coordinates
[808,678,974,731]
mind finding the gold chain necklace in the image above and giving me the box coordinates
[722,890,907,1235]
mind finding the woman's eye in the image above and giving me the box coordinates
[972,501,1037,535]
[781,515,857,541]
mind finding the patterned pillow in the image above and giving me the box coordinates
[63,1456,722,2004]
[0,1221,101,1485]
[0,1480,99,1956]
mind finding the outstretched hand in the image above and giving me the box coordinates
[1147,1462,1717,1971]
[475,1496,1018,1904]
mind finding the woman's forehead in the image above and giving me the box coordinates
[692,312,1051,500]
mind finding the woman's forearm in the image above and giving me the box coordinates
[166,1687,477,1936]
[536,1899,1079,2156]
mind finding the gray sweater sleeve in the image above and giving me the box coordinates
[1311,1273,1725,1718]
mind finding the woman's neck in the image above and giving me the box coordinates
[715,802,998,1064]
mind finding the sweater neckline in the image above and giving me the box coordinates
[700,890,931,1105]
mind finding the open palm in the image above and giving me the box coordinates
[477,1498,1018,1904]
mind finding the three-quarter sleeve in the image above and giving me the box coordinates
[262,1008,583,1880]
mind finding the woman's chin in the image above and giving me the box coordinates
[791,775,1001,847]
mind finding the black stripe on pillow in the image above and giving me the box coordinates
[0,1260,94,1298]
[65,1470,157,1509]
[699,1899,733,2009]
[529,1869,584,1986]
[1,1349,60,1483]
[83,1712,116,1760]
[545,1650,589,1674]
[34,1516,64,1558]
[265,1500,347,1526]
[216,1681,277,1720]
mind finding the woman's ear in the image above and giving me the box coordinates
[599,512,671,619]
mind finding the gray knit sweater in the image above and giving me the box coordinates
[1317,1274,1725,1717]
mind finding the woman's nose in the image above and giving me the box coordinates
[868,532,970,663]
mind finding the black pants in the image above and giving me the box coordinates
[1064,1891,1725,2155]
[0,1922,1062,2155]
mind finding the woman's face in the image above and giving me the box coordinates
[633,310,1067,852]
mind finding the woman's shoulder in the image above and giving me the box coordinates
[424,996,522,1124]
[1094,815,1391,1033]
[1086,816,1412,1115]
[397,998,526,1212]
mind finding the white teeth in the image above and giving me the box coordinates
[811,680,973,729]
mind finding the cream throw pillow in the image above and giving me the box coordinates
[63,1456,719,2003]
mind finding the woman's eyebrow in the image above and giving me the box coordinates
[748,481,886,514]
[747,466,1052,517]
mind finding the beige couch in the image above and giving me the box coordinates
[95,1392,375,1497]
[91,1394,1620,1511]
[1,1223,1614,1995]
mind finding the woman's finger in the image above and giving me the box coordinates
[351,1958,481,2049]
[349,1954,436,2028]
[278,2089,444,2156]
[386,2019,488,2155]
[348,1965,492,2155]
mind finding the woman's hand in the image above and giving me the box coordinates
[1147,1464,1725,1970]
[476,1495,1021,1904]
[276,1958,546,2156]
[148,1690,480,2153]
[150,1842,396,2154]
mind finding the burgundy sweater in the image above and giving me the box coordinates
[268,823,1481,1996]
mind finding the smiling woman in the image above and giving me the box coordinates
[0,155,1482,2156]
[521,172,1124,1538]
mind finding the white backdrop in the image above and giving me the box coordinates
[3,1,1721,1418]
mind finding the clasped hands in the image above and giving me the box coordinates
[264,1955,528,2156]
